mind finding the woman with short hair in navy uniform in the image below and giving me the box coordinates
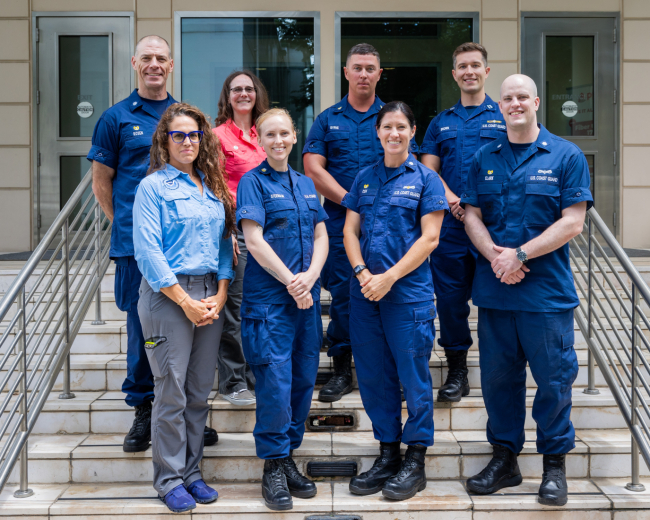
[342,101,448,500]
[236,108,329,511]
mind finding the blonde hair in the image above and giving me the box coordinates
[255,108,296,134]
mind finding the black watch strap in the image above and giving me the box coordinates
[516,247,528,264]
[353,265,367,277]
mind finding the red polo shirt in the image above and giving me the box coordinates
[213,120,267,204]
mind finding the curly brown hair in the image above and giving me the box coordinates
[215,70,269,127]
[148,102,236,237]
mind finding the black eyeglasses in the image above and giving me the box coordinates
[168,131,203,144]
[230,86,256,95]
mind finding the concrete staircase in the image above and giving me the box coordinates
[1,260,650,519]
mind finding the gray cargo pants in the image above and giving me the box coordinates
[138,274,224,497]
[218,230,255,394]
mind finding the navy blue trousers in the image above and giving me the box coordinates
[321,236,352,357]
[429,226,477,352]
[241,302,322,459]
[350,296,436,447]
[478,308,578,454]
[114,256,154,407]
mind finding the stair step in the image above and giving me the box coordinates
[6,428,648,485]
[1,478,649,517]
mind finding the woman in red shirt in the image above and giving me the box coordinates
[213,71,268,406]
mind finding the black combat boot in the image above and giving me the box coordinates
[437,349,470,402]
[466,444,523,494]
[204,426,218,446]
[538,454,568,506]
[281,453,317,498]
[349,441,402,495]
[123,400,152,452]
[318,351,354,402]
[262,459,293,511]
[382,445,427,500]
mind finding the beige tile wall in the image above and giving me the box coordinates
[622,0,650,248]
[0,0,30,253]
[2,0,648,250]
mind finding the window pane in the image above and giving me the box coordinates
[586,154,595,199]
[59,35,110,138]
[181,17,314,171]
[60,156,92,227]
[545,36,595,137]
[341,18,473,144]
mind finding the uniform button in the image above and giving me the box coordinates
[462,193,467,198]
[242,210,247,213]
[409,162,413,165]
[132,102,137,105]
[234,145,238,150]
[576,192,582,197]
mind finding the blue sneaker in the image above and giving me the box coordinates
[159,484,196,513]
[186,479,219,504]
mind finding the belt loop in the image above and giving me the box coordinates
[188,276,194,291]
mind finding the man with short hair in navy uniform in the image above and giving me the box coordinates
[303,43,417,402]
[88,35,217,452]
[462,74,592,506]
[420,42,507,403]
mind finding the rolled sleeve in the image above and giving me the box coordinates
[133,180,178,292]
[317,204,329,223]
[87,116,118,169]
[302,113,327,157]
[236,175,266,231]
[217,233,235,281]
[419,118,440,156]
[560,151,594,211]
[420,173,449,215]
[341,177,360,213]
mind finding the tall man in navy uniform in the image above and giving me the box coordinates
[89,35,217,452]
[420,42,507,403]
[462,74,592,506]
[303,43,417,402]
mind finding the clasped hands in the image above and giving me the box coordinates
[180,291,227,327]
[491,245,530,284]
[287,271,317,309]
[356,269,396,302]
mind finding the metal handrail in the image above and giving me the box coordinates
[570,207,650,492]
[0,168,111,496]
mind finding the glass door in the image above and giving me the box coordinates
[36,16,132,242]
[523,17,618,235]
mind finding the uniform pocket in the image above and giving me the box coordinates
[436,131,457,158]
[162,191,193,221]
[402,305,436,356]
[241,304,272,365]
[387,196,419,236]
[324,131,350,158]
[265,199,298,239]
[306,198,321,229]
[560,330,578,392]
[358,196,375,236]
[477,182,504,225]
[144,336,170,378]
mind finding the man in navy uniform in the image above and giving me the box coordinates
[420,42,507,403]
[303,43,417,402]
[88,35,217,451]
[462,74,591,506]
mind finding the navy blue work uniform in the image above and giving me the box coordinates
[461,124,593,455]
[420,95,506,351]
[342,154,448,446]
[303,95,418,358]
[87,89,177,407]
[236,159,328,459]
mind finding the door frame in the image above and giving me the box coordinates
[333,11,480,102]
[521,11,620,237]
[31,11,135,248]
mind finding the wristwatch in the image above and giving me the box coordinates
[516,247,528,264]
[353,265,368,278]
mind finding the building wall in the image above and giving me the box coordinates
[2,0,648,252]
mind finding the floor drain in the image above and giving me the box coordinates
[307,460,358,477]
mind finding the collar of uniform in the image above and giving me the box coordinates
[335,94,384,118]
[453,94,498,120]
[533,124,553,153]
[377,153,418,184]
[128,89,176,117]
[225,119,258,140]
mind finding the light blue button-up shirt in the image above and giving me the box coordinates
[133,164,234,292]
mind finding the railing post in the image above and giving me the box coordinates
[59,219,75,400]
[585,218,599,395]
[14,287,33,498]
[626,284,645,492]
[91,204,105,326]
